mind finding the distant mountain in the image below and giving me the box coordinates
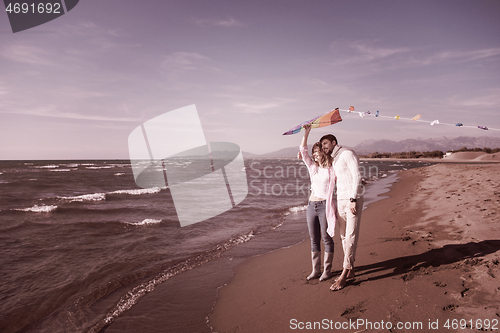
[354,136,500,155]
[241,151,260,159]
[245,136,500,158]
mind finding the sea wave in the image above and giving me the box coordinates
[289,205,307,213]
[110,188,162,195]
[35,165,59,169]
[50,169,72,172]
[114,173,125,176]
[86,166,113,169]
[124,219,162,226]
[56,188,162,203]
[62,163,80,168]
[88,230,255,332]
[58,193,107,202]
[15,205,58,213]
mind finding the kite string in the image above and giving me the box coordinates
[337,108,500,132]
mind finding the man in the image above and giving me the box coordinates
[320,134,364,291]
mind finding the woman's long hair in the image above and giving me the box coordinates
[312,142,332,168]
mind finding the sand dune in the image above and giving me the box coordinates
[444,151,500,161]
[445,151,486,160]
[474,153,500,161]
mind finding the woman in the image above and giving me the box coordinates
[299,124,336,281]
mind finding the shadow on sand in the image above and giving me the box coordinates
[349,240,500,283]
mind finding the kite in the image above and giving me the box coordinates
[283,105,500,135]
[282,108,343,135]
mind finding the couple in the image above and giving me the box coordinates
[299,124,363,291]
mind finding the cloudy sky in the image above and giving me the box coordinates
[1,0,500,159]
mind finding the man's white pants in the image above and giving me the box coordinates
[337,197,363,270]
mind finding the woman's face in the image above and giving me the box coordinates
[312,147,322,162]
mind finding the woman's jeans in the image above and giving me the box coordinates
[306,200,334,253]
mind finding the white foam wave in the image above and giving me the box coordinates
[235,232,255,243]
[35,165,58,169]
[114,173,125,176]
[86,166,113,169]
[56,187,161,203]
[272,222,284,230]
[172,161,192,167]
[50,169,72,172]
[59,193,107,202]
[111,188,161,195]
[287,205,307,214]
[125,219,162,226]
[16,205,58,213]
[98,230,256,329]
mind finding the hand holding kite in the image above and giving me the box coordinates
[283,108,342,135]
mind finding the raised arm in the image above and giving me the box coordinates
[299,124,315,169]
[300,124,312,148]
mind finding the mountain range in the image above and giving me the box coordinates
[244,136,500,158]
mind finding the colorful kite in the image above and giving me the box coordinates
[284,105,499,135]
[282,108,342,135]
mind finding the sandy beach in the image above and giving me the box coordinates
[209,163,500,332]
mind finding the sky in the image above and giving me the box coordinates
[1,0,500,159]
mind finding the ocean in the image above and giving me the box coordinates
[0,158,434,332]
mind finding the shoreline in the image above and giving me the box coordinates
[209,163,500,332]
[102,164,405,332]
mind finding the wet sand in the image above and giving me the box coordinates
[210,164,500,332]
